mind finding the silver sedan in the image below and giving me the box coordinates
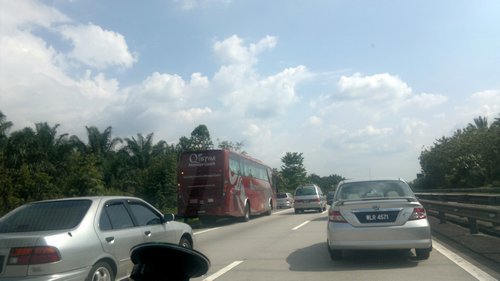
[327,178,432,260]
[0,196,194,281]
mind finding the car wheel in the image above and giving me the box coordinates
[415,247,431,260]
[179,236,193,249]
[86,261,114,281]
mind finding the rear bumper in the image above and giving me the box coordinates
[327,219,432,250]
[294,202,324,210]
[277,201,293,208]
[0,267,89,281]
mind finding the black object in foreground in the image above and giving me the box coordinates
[130,243,210,281]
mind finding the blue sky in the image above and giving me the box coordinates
[1,0,499,181]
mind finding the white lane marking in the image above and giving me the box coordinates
[433,240,497,281]
[203,260,243,281]
[273,209,293,215]
[292,220,311,230]
[194,227,221,235]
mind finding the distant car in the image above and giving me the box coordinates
[327,178,432,260]
[326,191,335,205]
[0,196,194,281]
[276,192,294,208]
[294,184,327,213]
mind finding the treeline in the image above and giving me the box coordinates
[0,111,343,216]
[413,115,500,190]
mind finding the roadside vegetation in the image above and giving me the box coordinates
[1,110,498,216]
[412,115,500,191]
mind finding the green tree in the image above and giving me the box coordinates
[280,152,307,191]
[72,126,123,189]
[190,124,213,150]
[308,173,344,192]
[417,115,500,189]
[123,133,155,170]
[217,139,246,154]
[0,111,13,214]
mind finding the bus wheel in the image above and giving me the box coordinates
[240,203,250,222]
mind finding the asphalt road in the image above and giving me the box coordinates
[190,208,499,281]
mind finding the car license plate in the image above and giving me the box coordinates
[366,213,389,222]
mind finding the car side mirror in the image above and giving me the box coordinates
[162,214,175,223]
[130,243,210,281]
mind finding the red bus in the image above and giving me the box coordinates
[177,149,277,223]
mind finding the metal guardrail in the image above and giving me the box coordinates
[419,199,500,235]
[415,192,500,206]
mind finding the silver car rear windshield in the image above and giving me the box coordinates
[295,186,317,196]
[337,180,413,200]
[0,200,92,233]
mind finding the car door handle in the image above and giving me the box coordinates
[144,230,151,237]
[105,236,114,243]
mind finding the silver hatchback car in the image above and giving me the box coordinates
[327,178,432,260]
[294,184,327,213]
[0,196,194,281]
[276,192,294,208]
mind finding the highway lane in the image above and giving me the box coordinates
[191,209,498,281]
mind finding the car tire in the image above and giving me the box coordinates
[86,261,114,281]
[415,247,431,260]
[179,236,193,249]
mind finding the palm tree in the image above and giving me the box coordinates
[122,133,154,170]
[467,116,489,130]
[84,126,122,157]
[0,111,13,146]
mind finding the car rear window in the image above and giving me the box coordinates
[0,200,92,233]
[295,186,317,196]
[277,193,289,198]
[337,180,413,200]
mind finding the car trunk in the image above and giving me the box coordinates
[0,234,55,277]
[338,199,422,227]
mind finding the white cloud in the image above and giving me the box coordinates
[406,92,448,109]
[213,35,277,66]
[177,107,213,123]
[58,23,137,69]
[451,89,500,124]
[471,89,500,117]
[338,73,412,102]
[141,72,186,101]
[308,116,322,126]
[0,0,69,34]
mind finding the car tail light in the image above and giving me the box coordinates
[329,210,347,223]
[8,246,61,265]
[409,207,427,220]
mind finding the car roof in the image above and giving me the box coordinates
[339,177,406,184]
[29,196,142,204]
